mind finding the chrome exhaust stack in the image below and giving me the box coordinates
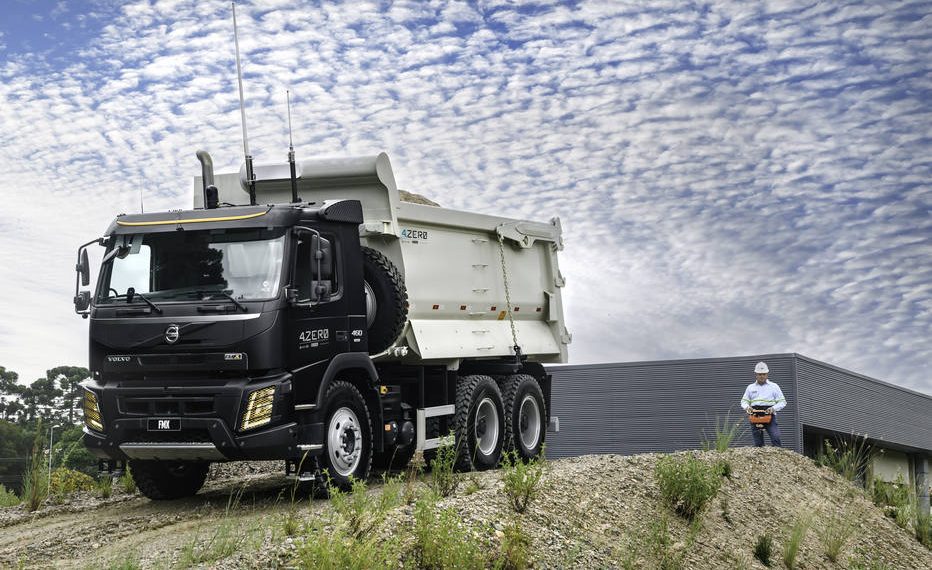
[196,150,219,209]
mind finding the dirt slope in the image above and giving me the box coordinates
[0,448,928,568]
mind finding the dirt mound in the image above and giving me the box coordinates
[0,448,928,568]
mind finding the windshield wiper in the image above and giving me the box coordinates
[126,288,163,314]
[199,290,247,312]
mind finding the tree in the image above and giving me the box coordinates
[0,367,21,422]
[45,366,89,424]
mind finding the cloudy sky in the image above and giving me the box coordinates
[0,0,929,395]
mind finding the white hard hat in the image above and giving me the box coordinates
[754,362,769,374]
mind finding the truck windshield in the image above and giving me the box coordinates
[97,228,286,304]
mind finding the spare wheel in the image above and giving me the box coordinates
[362,247,408,354]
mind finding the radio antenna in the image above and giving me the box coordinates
[286,89,300,203]
[232,2,257,206]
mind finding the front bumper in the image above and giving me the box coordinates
[82,372,323,462]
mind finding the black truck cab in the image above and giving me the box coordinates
[78,200,381,496]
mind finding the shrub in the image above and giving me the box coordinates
[497,519,530,570]
[783,514,810,569]
[430,434,459,498]
[120,466,137,494]
[413,499,486,569]
[818,513,854,562]
[49,467,95,500]
[871,475,913,529]
[816,435,872,483]
[21,424,48,512]
[295,518,400,570]
[655,454,723,520]
[702,414,743,452]
[0,484,20,508]
[754,533,773,567]
[501,450,546,514]
[97,475,113,499]
[915,511,930,549]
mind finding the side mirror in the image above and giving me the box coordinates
[78,249,90,287]
[309,235,333,302]
[74,291,91,313]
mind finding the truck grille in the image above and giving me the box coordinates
[120,396,215,416]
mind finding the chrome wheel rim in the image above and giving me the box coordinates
[328,407,362,477]
[518,394,541,451]
[474,397,500,456]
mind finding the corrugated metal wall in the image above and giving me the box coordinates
[544,354,801,458]
[795,355,932,452]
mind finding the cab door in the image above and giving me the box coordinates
[287,227,350,377]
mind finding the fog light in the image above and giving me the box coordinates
[83,389,104,432]
[240,386,275,431]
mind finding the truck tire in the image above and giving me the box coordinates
[372,442,415,471]
[129,460,209,500]
[320,380,372,490]
[454,375,505,471]
[500,374,547,460]
[362,247,407,354]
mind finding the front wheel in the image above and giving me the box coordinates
[129,460,209,500]
[320,381,373,491]
[454,375,505,471]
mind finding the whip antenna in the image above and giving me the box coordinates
[232,2,257,206]
[286,90,300,203]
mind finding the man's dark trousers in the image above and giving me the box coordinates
[752,414,782,447]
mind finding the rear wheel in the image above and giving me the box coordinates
[319,381,372,491]
[500,374,547,460]
[129,460,209,500]
[454,375,505,471]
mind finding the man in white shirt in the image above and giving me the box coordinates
[740,361,786,447]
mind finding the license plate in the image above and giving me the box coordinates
[147,418,180,431]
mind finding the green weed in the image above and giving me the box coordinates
[501,450,546,514]
[782,514,810,569]
[645,511,700,570]
[0,484,20,507]
[295,518,401,569]
[97,475,113,499]
[702,414,743,452]
[49,467,95,502]
[413,498,487,569]
[22,423,48,512]
[818,513,854,562]
[754,533,773,567]
[176,487,247,567]
[429,434,459,498]
[104,551,142,570]
[655,454,723,520]
[120,466,137,494]
[816,435,872,483]
[496,519,531,570]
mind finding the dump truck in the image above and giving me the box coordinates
[73,151,570,499]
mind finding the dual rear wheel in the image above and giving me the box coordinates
[452,373,547,471]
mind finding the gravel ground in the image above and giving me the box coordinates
[0,448,929,568]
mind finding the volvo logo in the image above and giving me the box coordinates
[165,324,180,344]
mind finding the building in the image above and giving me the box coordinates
[545,353,931,514]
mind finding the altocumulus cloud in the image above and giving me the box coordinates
[0,0,928,394]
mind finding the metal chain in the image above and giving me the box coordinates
[497,233,520,355]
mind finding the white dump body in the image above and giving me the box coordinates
[196,152,570,366]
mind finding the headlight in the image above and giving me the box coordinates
[240,386,276,431]
[83,389,104,432]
